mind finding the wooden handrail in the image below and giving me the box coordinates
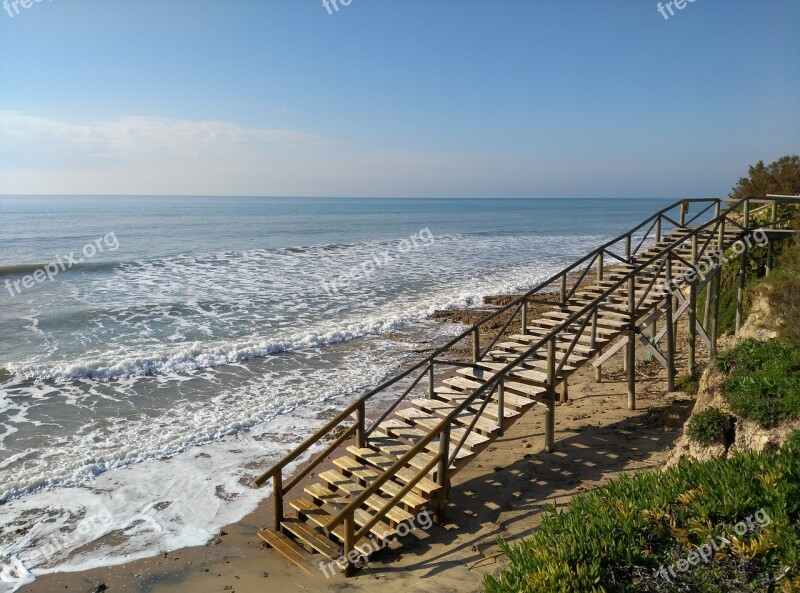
[253,399,362,486]
[254,197,800,510]
[353,455,440,543]
[283,423,357,493]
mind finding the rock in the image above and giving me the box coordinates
[92,585,108,593]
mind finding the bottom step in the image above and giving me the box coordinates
[258,528,314,575]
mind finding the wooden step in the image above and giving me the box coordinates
[396,407,492,450]
[326,459,428,509]
[375,418,475,462]
[412,396,518,431]
[432,386,524,420]
[305,482,414,526]
[332,456,432,506]
[435,385,544,412]
[442,375,547,404]
[540,311,627,329]
[346,446,444,494]
[456,364,551,385]
[280,515,342,559]
[511,330,611,348]
[258,527,315,575]
[526,318,619,336]
[494,339,595,356]
[476,358,578,374]
[290,496,396,543]
[360,434,451,475]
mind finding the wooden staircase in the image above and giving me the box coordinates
[251,197,796,577]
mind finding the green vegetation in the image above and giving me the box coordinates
[766,222,800,346]
[484,440,800,593]
[729,155,800,201]
[715,339,800,429]
[484,159,800,593]
[695,155,800,338]
[675,369,702,396]
[686,408,733,445]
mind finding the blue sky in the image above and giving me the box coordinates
[0,0,798,198]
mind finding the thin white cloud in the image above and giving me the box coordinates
[0,111,333,164]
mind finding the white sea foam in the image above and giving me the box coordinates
[0,229,617,589]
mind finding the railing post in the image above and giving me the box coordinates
[472,327,480,363]
[344,513,355,577]
[597,251,604,282]
[435,422,450,525]
[627,274,636,410]
[714,199,721,219]
[736,200,750,334]
[592,307,602,383]
[625,235,632,263]
[655,216,662,243]
[545,337,556,452]
[688,279,698,374]
[680,202,687,227]
[665,255,676,392]
[273,471,283,531]
[497,376,506,436]
[767,200,778,274]
[521,300,528,335]
[709,268,721,358]
[428,360,435,399]
[560,275,567,306]
[356,400,366,448]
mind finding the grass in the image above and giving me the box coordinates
[675,369,702,396]
[484,439,800,593]
[715,339,800,428]
[686,408,733,446]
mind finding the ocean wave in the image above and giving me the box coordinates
[0,260,123,279]
[6,314,428,382]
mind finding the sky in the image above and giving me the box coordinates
[0,0,798,198]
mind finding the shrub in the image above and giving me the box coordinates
[686,408,733,445]
[484,446,800,593]
[715,339,800,428]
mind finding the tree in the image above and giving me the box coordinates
[729,155,800,200]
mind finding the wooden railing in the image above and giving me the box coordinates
[253,196,800,569]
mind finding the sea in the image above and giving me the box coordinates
[0,195,672,589]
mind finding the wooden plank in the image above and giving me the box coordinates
[435,385,541,411]
[377,418,475,460]
[346,446,443,495]
[258,528,315,575]
[410,397,511,432]
[396,407,490,449]
[427,391,521,422]
[321,463,428,509]
[290,497,396,543]
[361,434,446,474]
[331,457,430,507]
[456,365,551,385]
[280,515,342,559]
[306,482,414,526]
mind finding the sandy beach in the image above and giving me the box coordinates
[19,309,704,593]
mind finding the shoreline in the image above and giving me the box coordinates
[14,264,708,593]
